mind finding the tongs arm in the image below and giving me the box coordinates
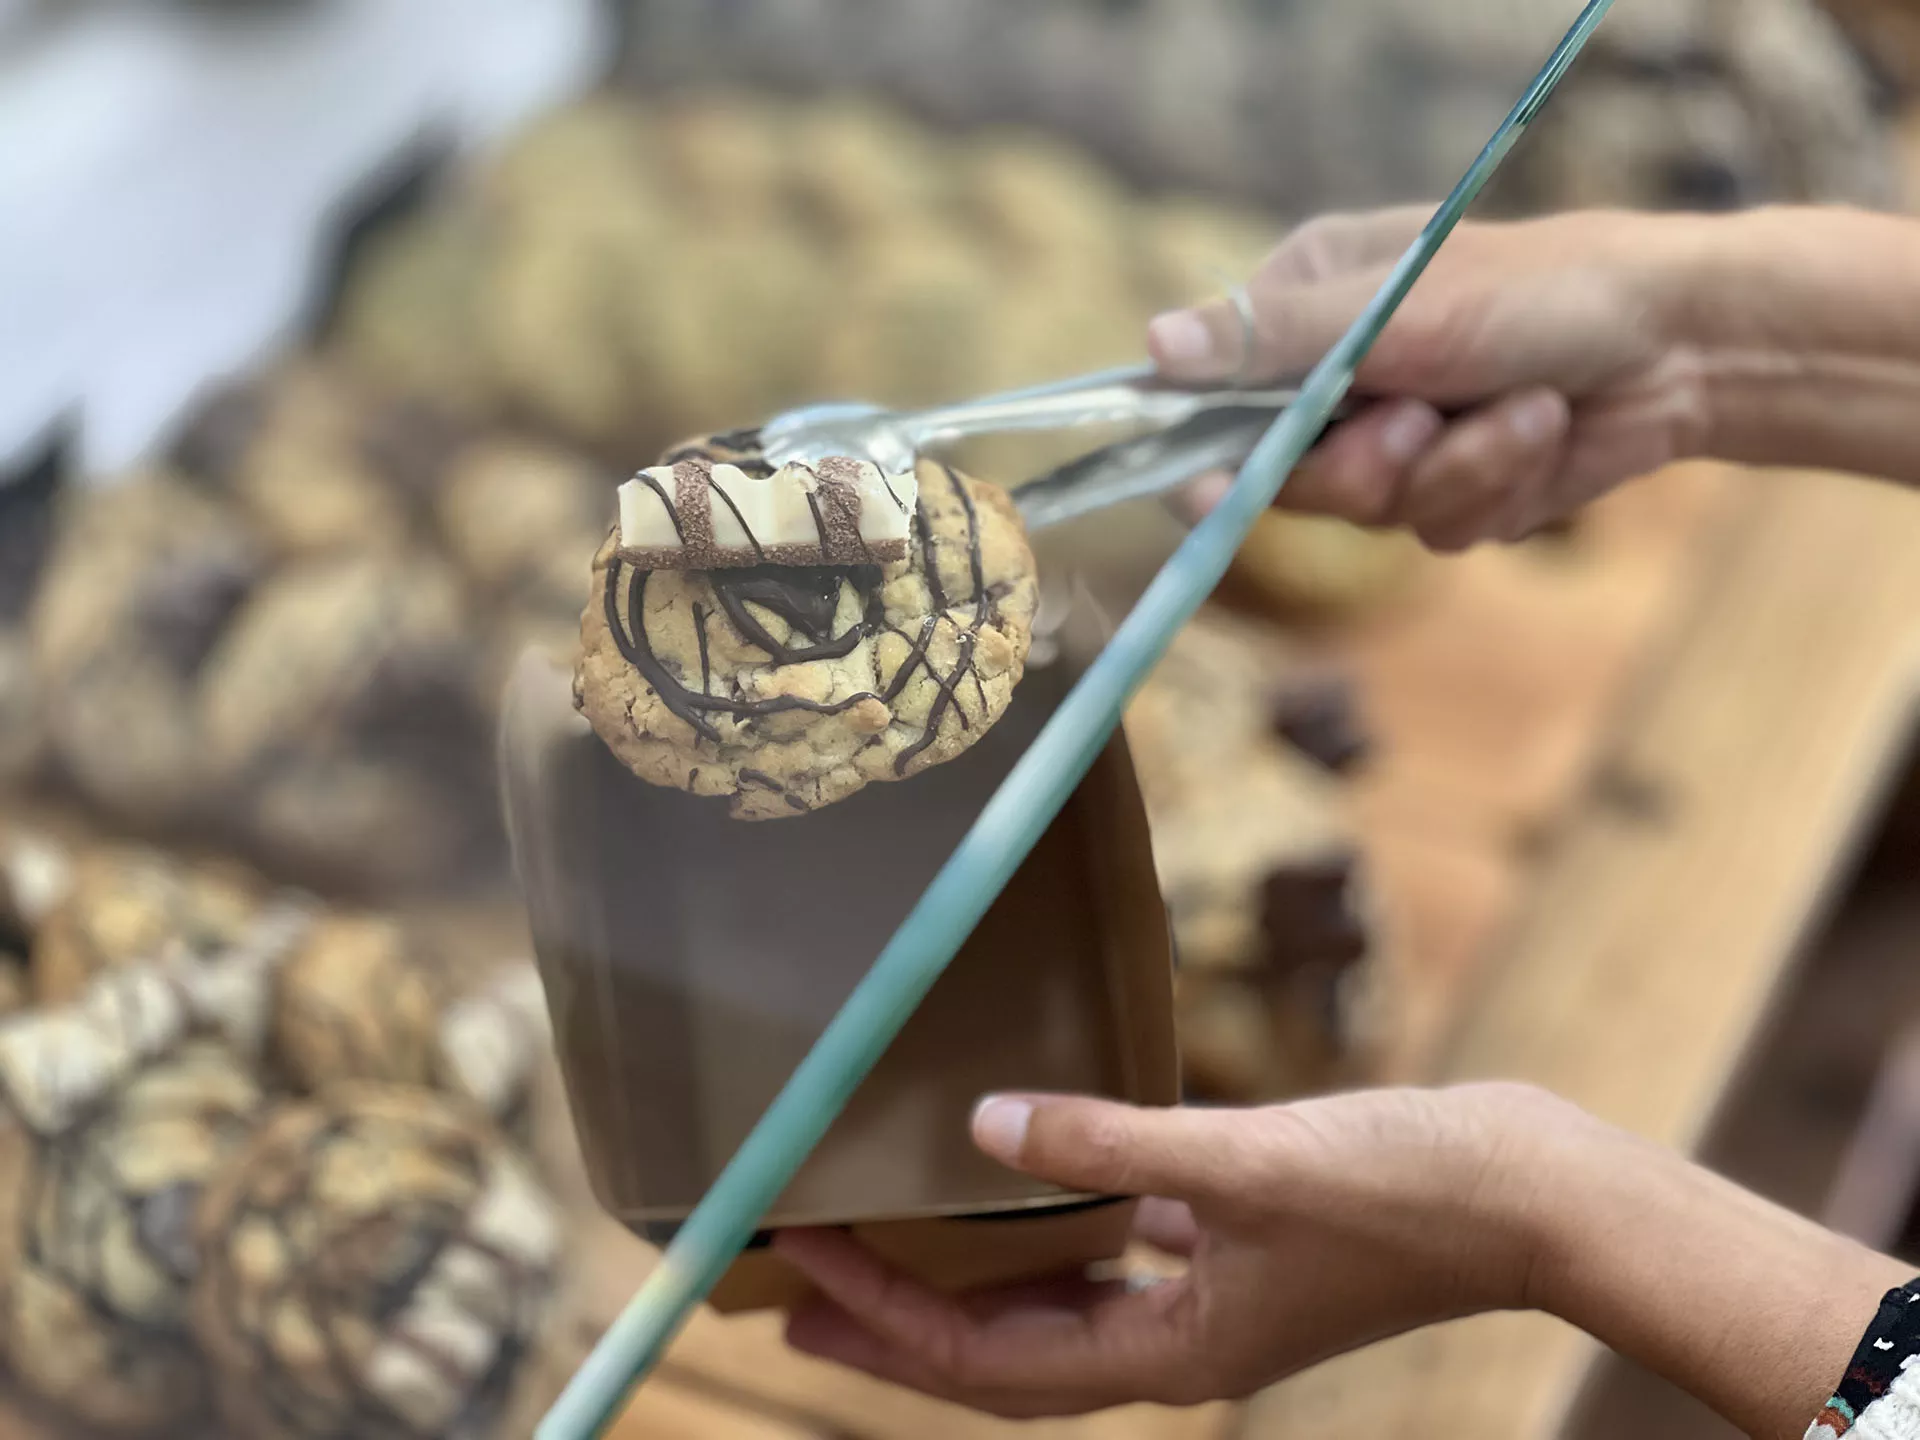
[897,368,1305,454]
[1013,400,1334,532]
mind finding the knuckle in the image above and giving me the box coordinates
[1069,1109,1140,1193]
[1271,210,1365,280]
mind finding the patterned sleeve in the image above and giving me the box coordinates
[1806,1280,1920,1438]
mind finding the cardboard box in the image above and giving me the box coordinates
[501,597,1178,1311]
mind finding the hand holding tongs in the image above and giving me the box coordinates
[756,360,1353,533]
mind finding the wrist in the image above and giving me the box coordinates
[1651,206,1920,480]
[1430,1083,1609,1317]
[1515,1104,1910,1438]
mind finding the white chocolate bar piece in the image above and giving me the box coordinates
[618,455,916,569]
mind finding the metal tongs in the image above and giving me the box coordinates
[757,360,1350,532]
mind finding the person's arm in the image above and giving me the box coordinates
[1672,206,1920,488]
[772,1084,1910,1438]
[1524,1113,1910,1437]
[1150,205,1920,549]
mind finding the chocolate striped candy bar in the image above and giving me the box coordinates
[617,453,918,570]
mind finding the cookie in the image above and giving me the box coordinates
[436,440,613,607]
[171,364,462,559]
[3,1041,262,1435]
[437,439,615,685]
[192,1085,559,1440]
[31,842,262,1006]
[1224,510,1424,622]
[272,915,441,1093]
[1124,612,1381,1100]
[29,471,262,827]
[575,450,1038,819]
[194,550,493,888]
[432,961,550,1134]
[0,901,312,1137]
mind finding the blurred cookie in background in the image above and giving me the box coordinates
[30,471,263,830]
[813,221,1006,410]
[29,842,261,1006]
[191,1084,560,1440]
[435,437,613,685]
[1224,511,1427,625]
[172,364,429,559]
[1,1040,263,1436]
[785,95,956,241]
[272,914,442,1093]
[652,91,792,224]
[195,550,494,891]
[618,0,1893,213]
[1126,611,1385,1101]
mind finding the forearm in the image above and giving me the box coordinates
[1662,207,1920,485]
[1523,1118,1909,1439]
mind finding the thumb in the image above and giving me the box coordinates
[971,1094,1244,1202]
[1148,268,1388,386]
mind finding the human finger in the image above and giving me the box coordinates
[775,1228,1204,1406]
[1394,388,1570,551]
[972,1094,1267,1205]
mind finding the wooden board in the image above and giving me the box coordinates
[1241,464,1920,1438]
[1335,462,1735,1077]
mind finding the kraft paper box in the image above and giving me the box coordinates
[501,597,1178,1313]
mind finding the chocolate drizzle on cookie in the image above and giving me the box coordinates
[891,463,996,775]
[630,472,685,544]
[712,565,881,666]
[706,473,768,559]
[603,560,882,745]
[602,452,1004,782]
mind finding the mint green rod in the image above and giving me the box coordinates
[539,5,1616,1435]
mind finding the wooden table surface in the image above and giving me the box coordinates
[1242,465,1920,1437]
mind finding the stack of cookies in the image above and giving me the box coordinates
[19,363,613,895]
[0,821,564,1440]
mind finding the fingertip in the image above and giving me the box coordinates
[1378,399,1444,464]
[972,1095,1035,1167]
[1508,387,1571,446]
[1146,309,1217,372]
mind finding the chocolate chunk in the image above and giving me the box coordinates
[142,545,261,676]
[1269,673,1371,775]
[1259,852,1369,978]
[135,1182,205,1284]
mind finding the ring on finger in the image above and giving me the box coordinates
[1206,267,1260,386]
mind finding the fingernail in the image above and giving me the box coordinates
[971,1096,1033,1164]
[1381,403,1442,463]
[1148,310,1215,366]
[1510,391,1567,445]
